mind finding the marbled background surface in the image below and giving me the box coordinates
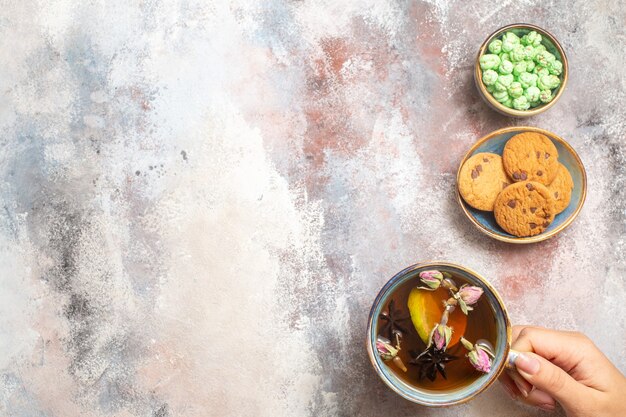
[0,1,624,416]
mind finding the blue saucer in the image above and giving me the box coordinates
[457,127,586,243]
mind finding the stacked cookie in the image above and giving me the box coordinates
[459,132,574,237]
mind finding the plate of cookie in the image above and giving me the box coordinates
[456,126,586,243]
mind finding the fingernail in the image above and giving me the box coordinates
[501,383,517,400]
[531,389,554,404]
[512,377,529,397]
[539,403,555,411]
[515,353,540,375]
[507,350,519,368]
[507,370,532,397]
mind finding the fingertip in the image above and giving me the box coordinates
[539,403,556,412]
[511,387,557,413]
[512,351,587,411]
[501,383,518,400]
[498,373,521,400]
[515,352,541,375]
[513,377,530,397]
[525,388,556,410]
[506,369,533,398]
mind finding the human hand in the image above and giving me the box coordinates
[498,326,626,416]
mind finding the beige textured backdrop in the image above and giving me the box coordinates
[0,1,624,416]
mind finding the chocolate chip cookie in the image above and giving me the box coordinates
[494,181,556,237]
[502,132,559,185]
[547,163,574,214]
[459,153,512,211]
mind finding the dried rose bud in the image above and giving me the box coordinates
[458,285,484,305]
[419,270,444,289]
[460,336,474,351]
[457,298,471,315]
[392,356,408,372]
[376,337,398,361]
[376,337,407,372]
[431,324,452,351]
[475,339,496,358]
[468,345,492,373]
[441,277,458,291]
[420,270,444,280]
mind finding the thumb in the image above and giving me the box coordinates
[514,352,589,411]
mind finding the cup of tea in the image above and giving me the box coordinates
[366,262,515,406]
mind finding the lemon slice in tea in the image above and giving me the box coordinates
[407,286,467,347]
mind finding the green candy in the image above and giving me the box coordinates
[549,60,563,75]
[493,82,506,92]
[512,45,533,62]
[523,45,534,59]
[533,65,550,77]
[539,89,553,103]
[537,75,548,90]
[488,39,503,54]
[547,74,561,89]
[520,34,530,46]
[509,45,526,62]
[530,44,546,59]
[502,31,520,44]
[537,74,561,90]
[529,31,542,47]
[536,50,555,66]
[502,39,516,53]
[498,60,514,74]
[503,32,523,52]
[524,86,541,103]
[480,29,563,111]
[480,54,501,70]
[493,89,510,103]
[518,72,537,89]
[482,69,499,85]
[494,74,514,91]
[521,31,542,47]
[508,81,523,98]
[513,61,527,76]
[513,95,530,110]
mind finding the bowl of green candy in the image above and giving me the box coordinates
[475,23,568,117]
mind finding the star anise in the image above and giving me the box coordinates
[379,299,411,340]
[409,345,459,382]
